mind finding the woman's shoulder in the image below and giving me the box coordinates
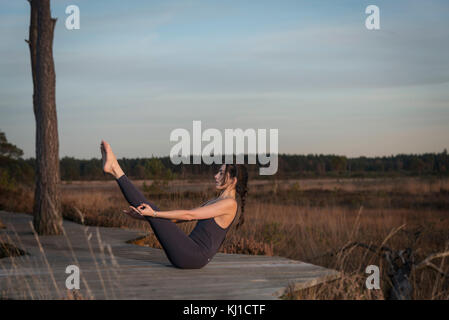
[200,198,216,207]
[202,197,237,210]
[216,197,238,213]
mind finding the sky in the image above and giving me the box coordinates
[1,0,448,159]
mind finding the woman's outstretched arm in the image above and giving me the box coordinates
[122,207,191,223]
[129,198,237,221]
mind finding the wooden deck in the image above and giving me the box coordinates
[0,211,339,300]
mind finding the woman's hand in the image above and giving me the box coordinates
[130,203,156,217]
[122,208,145,220]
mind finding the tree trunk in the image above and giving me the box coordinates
[27,0,62,235]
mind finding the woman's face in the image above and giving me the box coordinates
[214,164,228,190]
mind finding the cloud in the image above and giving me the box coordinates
[1,0,448,158]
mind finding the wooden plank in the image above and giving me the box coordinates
[0,211,339,300]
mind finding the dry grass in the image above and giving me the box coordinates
[0,223,120,300]
[1,176,448,299]
[0,242,27,259]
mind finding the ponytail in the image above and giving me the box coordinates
[225,164,248,229]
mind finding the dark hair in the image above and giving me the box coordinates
[223,164,248,229]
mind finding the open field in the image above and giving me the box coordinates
[1,176,448,299]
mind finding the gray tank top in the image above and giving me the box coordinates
[189,198,238,259]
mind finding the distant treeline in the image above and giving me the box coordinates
[1,151,449,186]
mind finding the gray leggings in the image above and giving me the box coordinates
[116,175,209,269]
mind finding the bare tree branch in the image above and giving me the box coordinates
[415,251,449,278]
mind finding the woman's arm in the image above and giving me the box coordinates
[122,207,188,222]
[130,198,237,221]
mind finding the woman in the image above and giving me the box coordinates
[100,140,248,269]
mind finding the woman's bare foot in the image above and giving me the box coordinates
[100,140,124,179]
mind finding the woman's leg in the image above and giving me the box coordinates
[115,174,209,269]
[101,140,208,268]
